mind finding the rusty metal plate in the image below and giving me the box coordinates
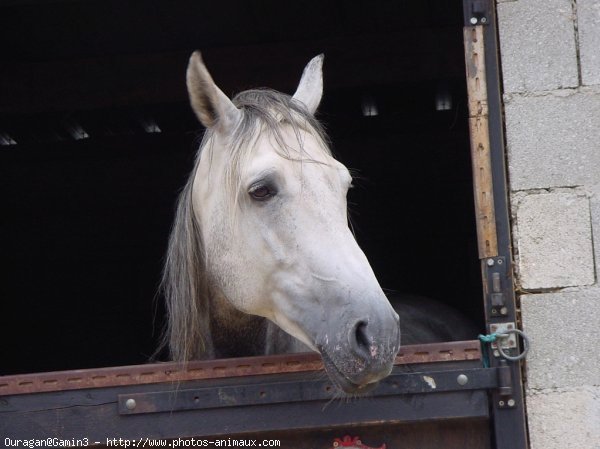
[117,366,498,415]
[0,340,480,396]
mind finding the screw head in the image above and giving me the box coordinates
[125,398,136,410]
[470,17,478,24]
[493,350,501,357]
[508,399,516,407]
[457,374,469,386]
[481,17,488,23]
[487,258,495,266]
[500,307,508,315]
[498,400,505,407]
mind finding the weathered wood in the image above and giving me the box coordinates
[471,5,529,448]
[463,25,498,259]
[0,362,490,441]
[0,341,481,396]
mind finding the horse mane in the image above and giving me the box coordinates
[160,88,331,361]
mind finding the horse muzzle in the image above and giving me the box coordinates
[317,313,401,394]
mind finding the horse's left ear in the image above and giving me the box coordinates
[186,51,241,132]
[292,54,324,115]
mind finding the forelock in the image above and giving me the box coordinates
[195,89,332,212]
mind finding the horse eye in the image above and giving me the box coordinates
[249,185,274,201]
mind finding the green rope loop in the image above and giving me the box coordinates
[478,330,530,365]
[478,333,498,343]
[478,333,499,367]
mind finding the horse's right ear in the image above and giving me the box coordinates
[186,51,241,132]
[292,54,324,115]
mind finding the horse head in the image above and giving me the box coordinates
[168,51,400,393]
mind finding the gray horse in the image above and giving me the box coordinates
[161,52,475,393]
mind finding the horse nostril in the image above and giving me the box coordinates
[352,320,370,354]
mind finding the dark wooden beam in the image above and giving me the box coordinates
[1,28,464,115]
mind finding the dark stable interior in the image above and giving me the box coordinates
[0,0,481,375]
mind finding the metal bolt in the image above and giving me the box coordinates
[481,17,488,23]
[457,374,469,386]
[498,400,505,407]
[507,399,516,407]
[487,258,495,266]
[491,308,497,314]
[500,307,508,315]
[470,17,478,24]
[125,398,136,410]
[493,350,501,357]
[497,259,503,265]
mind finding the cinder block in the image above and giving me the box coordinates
[504,87,600,190]
[590,184,600,271]
[578,0,600,86]
[514,191,594,289]
[526,386,600,449]
[497,0,579,93]
[521,290,600,390]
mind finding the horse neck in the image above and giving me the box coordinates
[207,290,268,358]
[207,289,306,358]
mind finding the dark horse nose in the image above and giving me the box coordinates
[322,311,400,391]
[348,314,401,362]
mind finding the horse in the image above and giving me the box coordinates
[161,52,474,394]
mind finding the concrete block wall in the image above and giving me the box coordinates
[496,1,600,448]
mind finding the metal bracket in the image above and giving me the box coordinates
[490,322,518,354]
[463,0,492,26]
[482,322,530,363]
[118,367,506,416]
[485,256,509,317]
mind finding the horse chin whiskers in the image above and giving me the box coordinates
[318,345,380,395]
[321,380,378,411]
[296,364,364,412]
